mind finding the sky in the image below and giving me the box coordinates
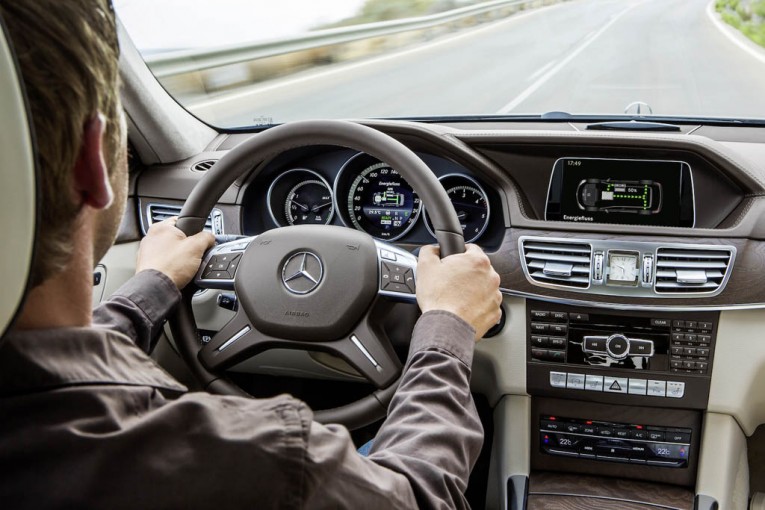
[114,0,367,52]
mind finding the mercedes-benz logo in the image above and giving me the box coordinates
[281,252,323,294]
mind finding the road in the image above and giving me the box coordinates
[187,0,765,126]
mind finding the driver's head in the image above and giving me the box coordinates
[0,0,126,287]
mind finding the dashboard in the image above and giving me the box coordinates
[131,120,765,510]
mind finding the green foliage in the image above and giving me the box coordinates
[716,0,765,48]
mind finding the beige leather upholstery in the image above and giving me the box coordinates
[0,19,37,336]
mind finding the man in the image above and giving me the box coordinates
[0,1,502,508]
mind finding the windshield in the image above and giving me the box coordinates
[115,0,765,128]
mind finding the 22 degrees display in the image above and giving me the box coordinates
[545,158,695,227]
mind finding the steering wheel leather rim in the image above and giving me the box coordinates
[169,119,465,430]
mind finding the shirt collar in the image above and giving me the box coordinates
[0,326,187,395]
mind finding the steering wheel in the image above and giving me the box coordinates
[170,120,465,430]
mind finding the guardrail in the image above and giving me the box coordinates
[145,0,557,78]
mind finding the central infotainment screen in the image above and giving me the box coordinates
[545,158,695,227]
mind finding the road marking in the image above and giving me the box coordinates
[705,0,765,66]
[527,60,557,82]
[187,1,573,112]
[496,2,641,114]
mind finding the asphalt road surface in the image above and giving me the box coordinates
[187,0,765,127]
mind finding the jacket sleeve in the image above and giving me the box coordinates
[298,310,483,510]
[92,269,181,354]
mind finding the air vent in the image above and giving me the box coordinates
[521,239,592,289]
[655,247,734,294]
[192,160,216,172]
[146,203,224,235]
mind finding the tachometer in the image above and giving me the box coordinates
[346,162,421,241]
[424,174,490,243]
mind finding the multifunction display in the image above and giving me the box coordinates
[545,158,695,227]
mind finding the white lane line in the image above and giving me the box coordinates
[496,2,640,114]
[188,1,572,112]
[705,0,765,66]
[527,60,557,82]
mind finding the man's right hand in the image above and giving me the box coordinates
[416,244,502,340]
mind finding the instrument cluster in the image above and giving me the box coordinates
[261,151,493,244]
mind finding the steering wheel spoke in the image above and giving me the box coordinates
[194,236,257,290]
[198,310,262,371]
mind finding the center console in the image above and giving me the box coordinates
[525,299,718,487]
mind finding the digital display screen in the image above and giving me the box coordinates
[545,158,694,227]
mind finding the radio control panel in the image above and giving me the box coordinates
[526,300,719,409]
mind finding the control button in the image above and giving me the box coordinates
[604,376,628,394]
[666,381,685,398]
[584,375,604,392]
[582,424,597,435]
[530,322,549,333]
[225,253,242,273]
[697,361,709,372]
[628,378,647,395]
[647,430,665,442]
[629,340,653,356]
[566,373,585,390]
[579,443,596,457]
[629,444,649,459]
[647,380,666,397]
[697,348,710,357]
[552,311,568,322]
[686,321,698,329]
[404,269,416,293]
[531,336,549,348]
[531,348,548,360]
[209,270,231,280]
[384,282,411,294]
[596,445,631,459]
[583,336,607,352]
[548,336,567,348]
[699,334,712,344]
[614,428,630,439]
[530,310,550,320]
[650,318,671,328]
[671,346,684,356]
[685,334,698,342]
[541,419,561,431]
[216,293,238,311]
[682,347,697,356]
[564,423,582,434]
[549,371,567,388]
[597,427,614,437]
[630,429,648,440]
[549,324,568,335]
[682,360,697,370]
[379,249,397,261]
[670,360,684,369]
[606,335,630,360]
[672,333,685,343]
[212,255,230,271]
[698,322,713,331]
[546,350,566,362]
[672,320,686,329]
[570,312,589,322]
[667,431,691,443]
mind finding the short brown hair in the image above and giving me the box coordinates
[0,0,122,286]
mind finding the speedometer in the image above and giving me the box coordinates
[346,162,421,241]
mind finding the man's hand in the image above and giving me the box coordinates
[416,244,502,340]
[136,218,215,289]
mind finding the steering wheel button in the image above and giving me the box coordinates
[384,282,411,294]
[226,253,242,272]
[380,249,397,261]
[210,270,231,280]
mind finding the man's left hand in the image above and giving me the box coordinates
[135,218,215,289]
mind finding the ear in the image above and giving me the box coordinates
[73,113,113,210]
